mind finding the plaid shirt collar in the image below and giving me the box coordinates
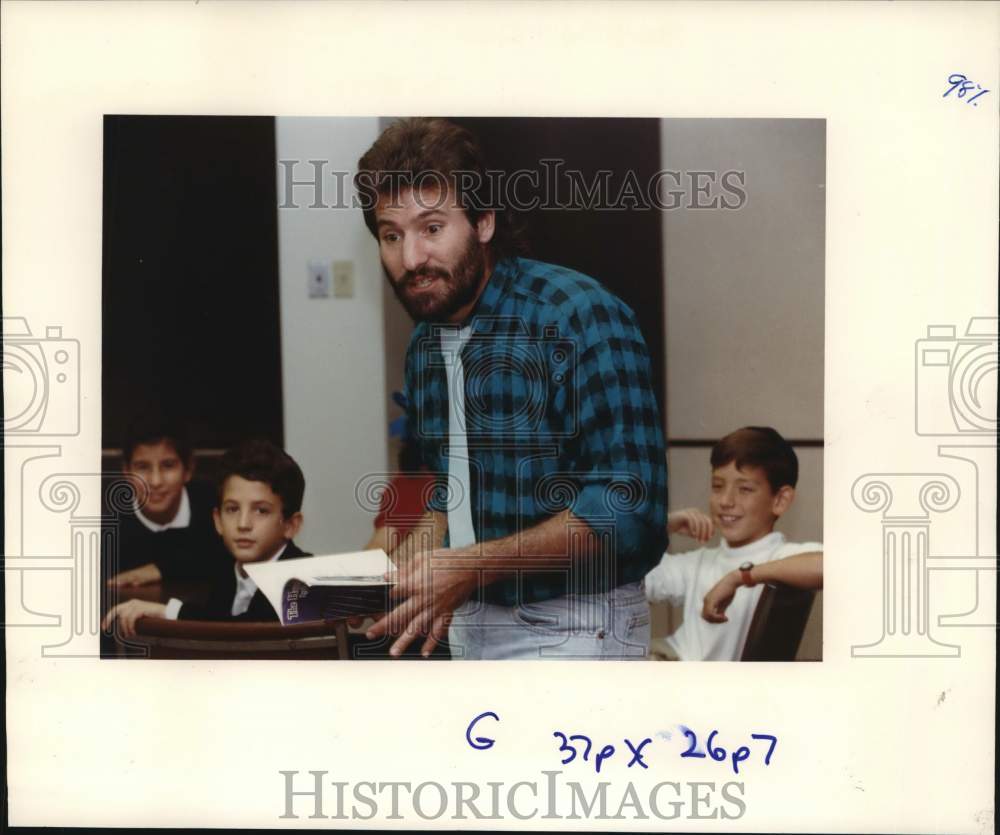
[457,256,518,332]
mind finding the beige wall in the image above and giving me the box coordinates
[276,117,387,552]
[662,118,825,441]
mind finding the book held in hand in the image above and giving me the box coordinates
[244,550,394,626]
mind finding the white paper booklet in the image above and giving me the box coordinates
[244,549,394,625]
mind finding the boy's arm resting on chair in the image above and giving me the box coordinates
[101,585,226,637]
[102,599,167,638]
[702,551,823,624]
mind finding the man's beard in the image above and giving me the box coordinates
[385,231,487,323]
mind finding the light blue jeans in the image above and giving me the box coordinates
[447,582,650,660]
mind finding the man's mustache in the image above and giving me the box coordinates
[402,267,451,287]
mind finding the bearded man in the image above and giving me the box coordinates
[355,118,667,660]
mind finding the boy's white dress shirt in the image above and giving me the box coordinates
[133,486,191,532]
[644,531,822,661]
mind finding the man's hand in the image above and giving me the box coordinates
[702,571,741,623]
[668,508,714,543]
[107,563,162,587]
[365,549,479,658]
[102,599,168,638]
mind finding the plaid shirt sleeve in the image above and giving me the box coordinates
[560,292,668,563]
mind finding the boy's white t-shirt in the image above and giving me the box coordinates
[644,531,822,661]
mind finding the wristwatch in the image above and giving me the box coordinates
[738,561,756,587]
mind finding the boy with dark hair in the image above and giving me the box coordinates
[645,426,823,661]
[104,410,227,586]
[103,440,311,636]
[709,425,799,496]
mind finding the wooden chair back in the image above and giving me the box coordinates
[126,617,351,660]
[740,583,817,661]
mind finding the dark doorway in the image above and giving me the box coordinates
[102,116,284,450]
[450,117,666,424]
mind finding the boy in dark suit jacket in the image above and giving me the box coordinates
[104,411,229,586]
[103,440,311,636]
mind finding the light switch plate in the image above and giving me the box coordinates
[333,260,355,298]
[308,259,331,298]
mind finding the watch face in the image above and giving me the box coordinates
[739,561,753,572]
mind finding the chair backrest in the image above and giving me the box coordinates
[127,617,350,660]
[740,583,817,662]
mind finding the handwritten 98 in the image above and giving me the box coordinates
[943,74,989,106]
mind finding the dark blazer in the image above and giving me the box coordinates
[103,478,230,581]
[177,541,311,622]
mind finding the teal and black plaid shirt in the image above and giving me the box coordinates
[404,257,667,606]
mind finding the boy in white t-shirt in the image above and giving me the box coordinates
[645,426,823,661]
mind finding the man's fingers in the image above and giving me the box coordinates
[389,559,432,601]
[389,607,429,657]
[120,608,134,638]
[377,601,415,638]
[125,606,144,638]
[366,614,388,640]
[420,634,439,657]
[369,596,437,657]
[421,613,451,658]
[390,606,436,658]
[389,631,416,658]
[101,607,117,632]
[366,598,419,640]
[389,603,437,657]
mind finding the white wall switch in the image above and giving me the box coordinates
[307,259,331,298]
[333,260,355,298]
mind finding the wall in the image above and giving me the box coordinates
[275,117,386,552]
[662,118,825,441]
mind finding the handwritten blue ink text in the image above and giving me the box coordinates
[944,74,990,106]
[465,711,500,751]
